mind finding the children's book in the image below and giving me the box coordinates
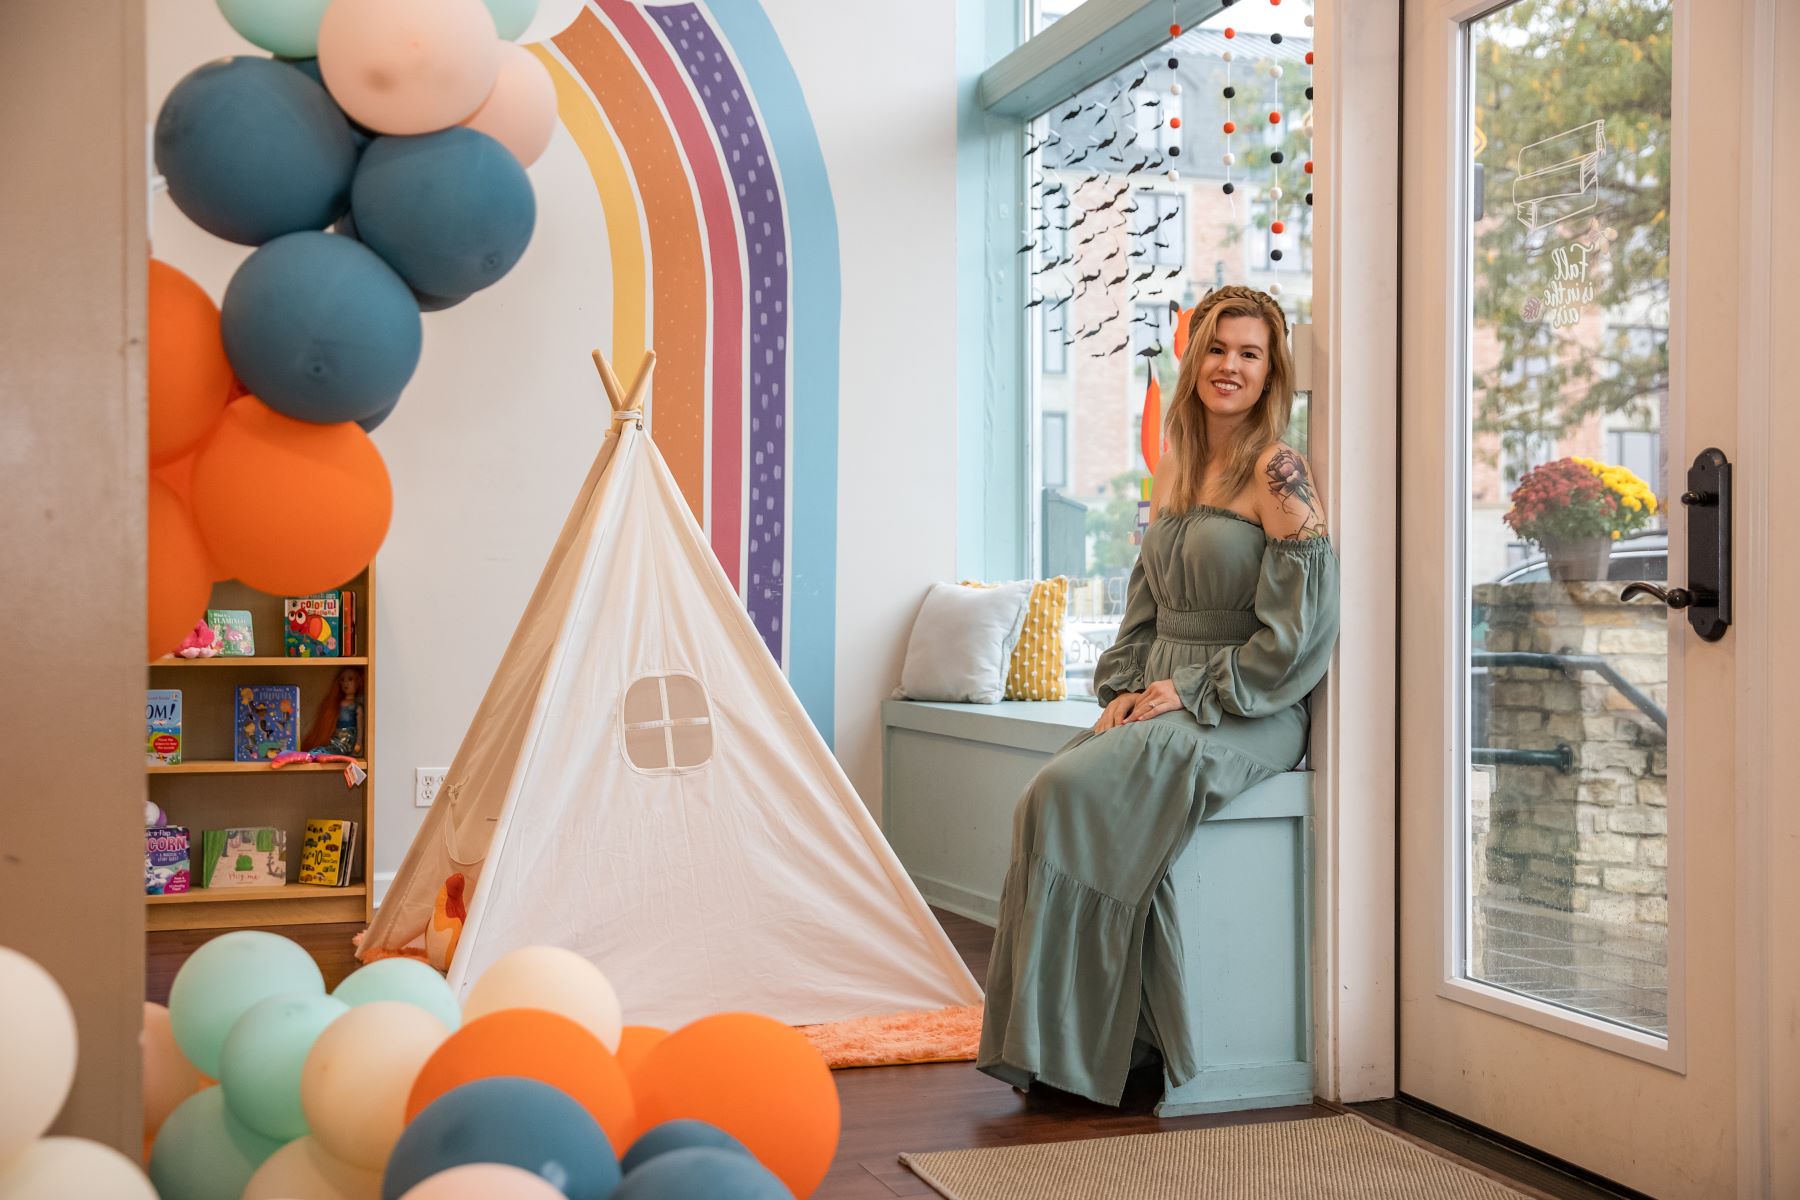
[146,689,182,766]
[341,590,357,656]
[145,826,191,895]
[198,827,287,888]
[205,609,256,656]
[299,819,357,886]
[284,592,344,657]
[233,685,299,762]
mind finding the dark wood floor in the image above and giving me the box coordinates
[147,911,1619,1199]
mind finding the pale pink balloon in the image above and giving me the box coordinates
[396,1163,565,1200]
[318,0,501,135]
[462,42,557,166]
[142,1002,205,1141]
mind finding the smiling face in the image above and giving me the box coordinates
[1196,314,1273,421]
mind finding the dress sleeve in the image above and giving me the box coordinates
[1093,555,1158,706]
[1172,538,1340,725]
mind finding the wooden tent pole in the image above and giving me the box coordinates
[623,349,657,411]
[591,350,627,413]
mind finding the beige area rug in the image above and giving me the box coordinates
[900,1113,1541,1200]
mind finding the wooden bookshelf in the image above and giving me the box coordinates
[146,568,376,933]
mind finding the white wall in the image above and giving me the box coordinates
[148,0,962,885]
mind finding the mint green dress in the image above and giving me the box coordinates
[976,505,1340,1104]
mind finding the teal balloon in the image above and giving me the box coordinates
[332,959,461,1030]
[149,1086,283,1200]
[485,0,541,40]
[219,991,348,1139]
[351,128,536,299]
[168,931,324,1078]
[382,1077,620,1200]
[218,0,333,57]
[221,231,423,424]
[277,58,373,148]
[155,56,356,245]
[616,1148,791,1199]
[622,1120,754,1176]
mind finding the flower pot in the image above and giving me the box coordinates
[1541,535,1612,581]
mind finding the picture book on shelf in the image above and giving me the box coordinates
[146,689,182,765]
[299,819,358,886]
[234,685,299,762]
[146,826,190,895]
[205,609,256,656]
[285,592,346,657]
[198,827,287,889]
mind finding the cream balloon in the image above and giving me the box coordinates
[516,0,584,44]
[396,1162,566,1200]
[243,1135,381,1200]
[317,0,500,135]
[0,1137,158,1200]
[142,1002,206,1141]
[0,947,77,1162]
[462,945,622,1051]
[461,42,557,166]
[300,1002,449,1169]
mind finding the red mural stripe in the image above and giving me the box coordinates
[602,0,745,587]
[557,9,709,520]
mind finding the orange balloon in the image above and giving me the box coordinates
[152,454,230,581]
[190,397,392,595]
[634,1013,840,1199]
[148,259,233,467]
[615,1025,667,1082]
[148,479,214,660]
[406,1009,636,1154]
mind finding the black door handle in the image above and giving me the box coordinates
[1617,449,1731,642]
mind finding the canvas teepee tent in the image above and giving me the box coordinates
[362,352,982,1029]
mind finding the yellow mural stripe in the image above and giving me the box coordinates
[530,45,646,367]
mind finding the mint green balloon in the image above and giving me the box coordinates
[218,991,347,1140]
[216,0,333,58]
[332,958,462,1030]
[486,0,541,40]
[149,1086,282,1200]
[168,931,325,1078]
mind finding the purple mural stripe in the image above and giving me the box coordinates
[655,3,790,663]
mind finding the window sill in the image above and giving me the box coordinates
[881,697,1097,754]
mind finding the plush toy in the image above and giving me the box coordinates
[173,620,223,658]
[426,873,466,973]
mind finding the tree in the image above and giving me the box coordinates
[1470,0,1671,456]
[1086,469,1149,572]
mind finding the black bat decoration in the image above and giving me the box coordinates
[1049,294,1073,310]
[1081,327,1105,340]
[1134,267,1157,282]
[1125,156,1148,174]
[1080,171,1101,186]
[1107,271,1129,286]
[1024,296,1045,309]
[1065,149,1092,166]
[1153,239,1171,248]
[1078,231,1101,246]
[1165,266,1182,277]
[1021,139,1042,159]
[1129,247,1149,259]
[1094,132,1118,150]
[1016,240,1036,254]
[1127,66,1148,90]
[1137,344,1162,358]
[1069,213,1088,228]
[1061,104,1082,121]
[1105,337,1130,355]
[1078,270,1102,283]
[1101,246,1122,261]
[1131,312,1155,324]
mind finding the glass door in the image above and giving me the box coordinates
[1398,0,1756,1193]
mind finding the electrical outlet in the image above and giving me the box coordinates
[415,768,447,808]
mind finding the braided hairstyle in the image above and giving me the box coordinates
[1158,286,1295,515]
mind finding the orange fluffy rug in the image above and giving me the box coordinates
[799,1003,985,1069]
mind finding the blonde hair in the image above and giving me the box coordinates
[1159,286,1295,513]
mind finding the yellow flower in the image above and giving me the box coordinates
[1611,530,1622,539]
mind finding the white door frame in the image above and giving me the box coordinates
[1310,0,1401,1105]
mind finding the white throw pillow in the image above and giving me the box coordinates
[895,580,1033,704]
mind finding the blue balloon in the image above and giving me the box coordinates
[277,58,373,149]
[615,1148,791,1199]
[221,231,423,424]
[621,1120,755,1177]
[381,1076,621,1200]
[351,128,536,299]
[155,56,356,245]
[412,288,469,313]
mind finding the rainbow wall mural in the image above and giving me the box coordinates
[532,0,841,743]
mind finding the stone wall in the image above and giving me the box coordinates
[1472,582,1669,959]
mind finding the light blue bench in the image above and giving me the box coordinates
[881,698,1314,1115]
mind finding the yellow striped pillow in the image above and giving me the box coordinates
[961,577,1068,701]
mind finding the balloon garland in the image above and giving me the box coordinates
[146,0,577,654]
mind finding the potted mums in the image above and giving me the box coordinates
[1503,456,1660,581]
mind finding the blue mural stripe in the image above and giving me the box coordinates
[702,0,841,747]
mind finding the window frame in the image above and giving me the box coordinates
[619,670,715,776]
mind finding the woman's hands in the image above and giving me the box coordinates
[1094,679,1182,732]
[1126,679,1181,723]
[1094,692,1143,732]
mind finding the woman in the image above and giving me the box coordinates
[976,286,1339,1104]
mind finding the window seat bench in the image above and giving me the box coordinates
[880,697,1315,1115]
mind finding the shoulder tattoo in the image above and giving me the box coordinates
[1263,448,1329,539]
